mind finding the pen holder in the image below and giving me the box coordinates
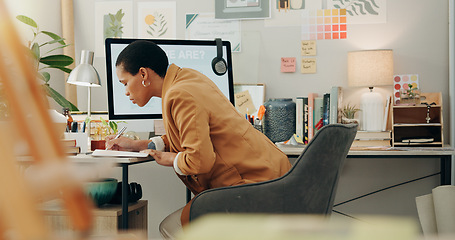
[254,124,263,133]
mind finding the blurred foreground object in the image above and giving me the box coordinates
[0,1,93,239]
[178,214,419,240]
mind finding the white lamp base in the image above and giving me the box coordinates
[360,89,384,131]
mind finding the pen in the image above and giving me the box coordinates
[114,126,127,139]
[105,126,127,150]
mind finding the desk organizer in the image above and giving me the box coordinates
[392,92,443,147]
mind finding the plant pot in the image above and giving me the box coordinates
[91,140,106,151]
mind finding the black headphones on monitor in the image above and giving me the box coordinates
[211,38,227,76]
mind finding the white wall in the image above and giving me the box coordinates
[4,0,450,238]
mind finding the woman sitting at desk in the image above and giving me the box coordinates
[105,40,291,239]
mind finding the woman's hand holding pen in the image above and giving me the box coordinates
[105,136,149,151]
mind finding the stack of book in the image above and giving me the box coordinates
[296,86,342,145]
[351,130,392,149]
[61,139,81,155]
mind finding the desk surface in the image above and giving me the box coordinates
[277,144,455,156]
[18,154,154,165]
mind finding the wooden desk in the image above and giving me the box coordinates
[69,154,154,229]
[277,144,454,185]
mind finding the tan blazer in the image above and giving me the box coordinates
[160,64,291,223]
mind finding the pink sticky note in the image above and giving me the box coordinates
[281,57,296,72]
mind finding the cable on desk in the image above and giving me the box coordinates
[333,172,440,208]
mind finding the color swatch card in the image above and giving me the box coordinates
[393,74,419,104]
[301,8,347,40]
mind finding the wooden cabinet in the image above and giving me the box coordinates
[392,92,443,147]
[41,200,147,236]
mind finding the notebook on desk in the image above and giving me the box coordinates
[92,149,149,158]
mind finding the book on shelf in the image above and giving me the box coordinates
[352,139,391,147]
[65,146,81,155]
[382,95,392,131]
[313,97,323,134]
[303,97,309,144]
[355,130,392,140]
[61,139,77,147]
[330,86,342,124]
[296,97,304,140]
[322,93,330,126]
[308,93,318,141]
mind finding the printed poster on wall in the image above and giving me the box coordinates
[94,1,133,57]
[185,13,241,52]
[327,0,386,24]
[137,1,177,39]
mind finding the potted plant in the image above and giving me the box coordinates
[16,15,78,111]
[89,117,127,150]
[341,103,360,124]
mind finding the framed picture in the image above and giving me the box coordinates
[215,0,271,19]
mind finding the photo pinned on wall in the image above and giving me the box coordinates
[301,58,316,74]
[301,9,347,41]
[215,0,271,19]
[393,74,419,105]
[327,0,387,24]
[185,13,241,52]
[137,1,176,39]
[94,1,133,57]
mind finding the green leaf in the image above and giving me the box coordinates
[45,44,71,55]
[31,43,40,60]
[41,31,66,45]
[40,71,51,83]
[40,55,73,67]
[42,84,79,111]
[109,121,118,133]
[40,38,66,47]
[16,15,37,28]
[45,66,72,73]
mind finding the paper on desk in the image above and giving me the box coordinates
[92,149,149,158]
[415,193,437,236]
[433,185,455,235]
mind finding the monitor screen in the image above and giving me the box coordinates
[105,38,234,120]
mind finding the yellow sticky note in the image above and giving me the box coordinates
[235,90,256,115]
[301,58,317,74]
[301,40,317,56]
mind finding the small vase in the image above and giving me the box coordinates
[263,98,296,142]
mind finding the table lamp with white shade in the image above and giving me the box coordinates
[347,49,393,131]
[67,50,101,148]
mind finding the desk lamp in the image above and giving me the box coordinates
[348,49,393,131]
[67,50,101,144]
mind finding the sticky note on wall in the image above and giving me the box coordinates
[393,74,419,104]
[301,40,316,56]
[281,57,296,72]
[301,58,316,74]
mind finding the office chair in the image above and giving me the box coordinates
[189,123,357,221]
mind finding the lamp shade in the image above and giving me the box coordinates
[67,50,101,87]
[347,50,393,87]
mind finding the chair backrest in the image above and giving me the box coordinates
[189,124,357,221]
[280,123,357,214]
